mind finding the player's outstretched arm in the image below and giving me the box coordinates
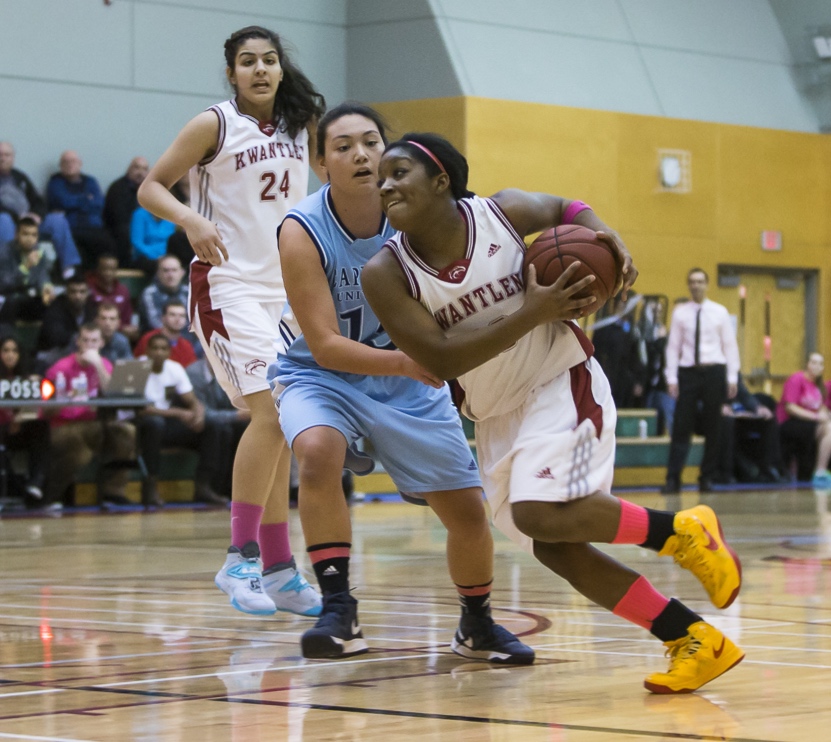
[138,111,229,265]
[363,251,594,380]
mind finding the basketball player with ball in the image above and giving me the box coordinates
[363,133,744,694]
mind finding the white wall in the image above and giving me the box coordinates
[0,0,347,194]
[349,0,819,132]
[1,0,827,199]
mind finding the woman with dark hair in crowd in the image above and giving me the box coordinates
[777,352,831,487]
[139,26,325,617]
[0,335,50,504]
[362,132,744,694]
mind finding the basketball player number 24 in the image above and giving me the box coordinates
[260,170,290,201]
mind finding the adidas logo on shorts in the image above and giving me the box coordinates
[468,459,477,470]
[488,243,501,257]
[535,467,556,480]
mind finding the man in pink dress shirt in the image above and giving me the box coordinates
[662,268,741,493]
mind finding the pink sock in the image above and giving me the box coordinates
[611,499,649,544]
[230,502,264,550]
[612,576,670,630]
[259,522,292,570]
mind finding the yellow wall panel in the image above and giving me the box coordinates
[464,97,621,224]
[372,98,467,153]
[718,127,826,246]
[616,115,719,241]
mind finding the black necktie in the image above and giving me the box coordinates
[694,307,701,366]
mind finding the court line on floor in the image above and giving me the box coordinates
[0,733,92,742]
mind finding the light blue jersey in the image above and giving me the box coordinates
[277,184,395,391]
[271,184,480,497]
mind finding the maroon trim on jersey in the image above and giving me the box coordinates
[230,98,285,137]
[400,233,439,277]
[194,167,213,222]
[399,199,477,282]
[570,362,603,438]
[484,198,526,251]
[189,261,230,345]
[383,240,421,301]
[199,106,226,166]
[565,321,595,359]
[456,199,477,262]
[436,258,471,284]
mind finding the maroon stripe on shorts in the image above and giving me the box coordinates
[189,261,229,345]
[570,362,603,438]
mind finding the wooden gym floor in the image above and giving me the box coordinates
[1,486,830,741]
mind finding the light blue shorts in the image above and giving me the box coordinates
[276,369,481,498]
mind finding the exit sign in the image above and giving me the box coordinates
[761,230,781,251]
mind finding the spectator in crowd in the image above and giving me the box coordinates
[186,356,250,497]
[37,271,96,360]
[46,150,116,269]
[94,301,133,363]
[86,253,139,341]
[715,375,785,484]
[662,269,740,494]
[138,254,188,331]
[135,333,227,507]
[0,216,55,322]
[591,294,644,409]
[640,298,674,435]
[0,335,50,504]
[777,352,831,487]
[103,156,149,265]
[0,141,82,276]
[130,206,176,276]
[133,300,197,368]
[43,323,135,508]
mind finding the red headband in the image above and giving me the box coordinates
[407,141,447,175]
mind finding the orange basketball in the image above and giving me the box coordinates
[522,224,618,315]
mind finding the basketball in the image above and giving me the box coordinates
[522,224,618,315]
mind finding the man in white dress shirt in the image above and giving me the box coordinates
[662,268,740,493]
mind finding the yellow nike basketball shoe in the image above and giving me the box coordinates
[659,505,742,609]
[644,621,744,694]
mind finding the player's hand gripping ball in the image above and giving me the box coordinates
[522,225,618,316]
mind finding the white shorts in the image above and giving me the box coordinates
[190,299,284,409]
[475,357,616,552]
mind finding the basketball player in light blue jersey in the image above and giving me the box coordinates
[270,103,533,663]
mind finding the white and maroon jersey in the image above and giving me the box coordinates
[189,99,309,309]
[384,195,592,421]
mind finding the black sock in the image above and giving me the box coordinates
[650,598,703,643]
[308,542,351,597]
[456,581,493,620]
[640,509,677,552]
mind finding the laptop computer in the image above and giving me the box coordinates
[104,359,152,398]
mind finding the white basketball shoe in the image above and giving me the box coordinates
[262,557,322,617]
[215,542,277,616]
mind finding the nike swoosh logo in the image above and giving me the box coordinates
[703,528,719,551]
[713,638,726,658]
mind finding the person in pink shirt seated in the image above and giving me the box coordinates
[86,253,139,342]
[43,323,135,508]
[133,300,197,368]
[777,352,831,488]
